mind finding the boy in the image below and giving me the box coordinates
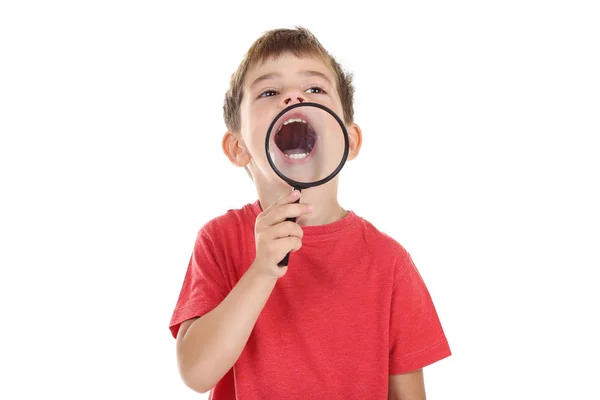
[169,26,451,399]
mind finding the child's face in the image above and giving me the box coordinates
[229,53,351,188]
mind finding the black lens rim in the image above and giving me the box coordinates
[265,102,350,190]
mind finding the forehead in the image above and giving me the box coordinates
[244,53,335,89]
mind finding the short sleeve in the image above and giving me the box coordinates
[389,253,451,374]
[168,228,229,339]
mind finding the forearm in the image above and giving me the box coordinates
[178,263,277,392]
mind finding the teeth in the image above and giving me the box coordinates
[285,152,309,160]
[282,118,307,125]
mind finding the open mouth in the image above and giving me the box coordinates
[274,113,317,161]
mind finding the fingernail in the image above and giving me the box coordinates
[292,190,300,197]
[307,205,313,212]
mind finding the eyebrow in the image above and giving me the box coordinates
[249,70,333,89]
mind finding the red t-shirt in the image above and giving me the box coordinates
[169,200,451,399]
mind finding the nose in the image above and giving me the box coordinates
[282,95,305,106]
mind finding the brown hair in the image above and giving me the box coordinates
[223,26,355,133]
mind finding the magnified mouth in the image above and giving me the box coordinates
[274,114,317,161]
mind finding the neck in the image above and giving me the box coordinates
[256,179,348,226]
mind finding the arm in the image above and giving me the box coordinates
[388,249,451,399]
[388,369,426,400]
[173,190,311,393]
[176,264,277,393]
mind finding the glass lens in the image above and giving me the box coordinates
[266,104,346,186]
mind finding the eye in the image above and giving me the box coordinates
[259,89,278,98]
[306,86,326,94]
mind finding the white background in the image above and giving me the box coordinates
[1,1,599,399]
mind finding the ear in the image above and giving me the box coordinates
[222,131,251,167]
[346,122,363,160]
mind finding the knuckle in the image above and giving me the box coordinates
[285,221,297,231]
[266,242,277,254]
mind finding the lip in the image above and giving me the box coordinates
[270,110,319,166]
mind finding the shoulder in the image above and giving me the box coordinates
[194,201,258,246]
[354,213,410,257]
[352,213,416,283]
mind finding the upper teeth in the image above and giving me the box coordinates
[282,118,306,125]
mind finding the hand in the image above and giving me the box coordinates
[251,190,313,279]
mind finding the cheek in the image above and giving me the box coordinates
[239,122,265,156]
[330,101,345,120]
[249,110,271,142]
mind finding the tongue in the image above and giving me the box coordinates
[275,121,316,159]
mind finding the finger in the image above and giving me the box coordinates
[261,189,300,215]
[266,221,304,240]
[262,202,312,227]
[277,236,303,253]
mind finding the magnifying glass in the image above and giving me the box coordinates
[265,102,350,267]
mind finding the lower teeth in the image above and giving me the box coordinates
[285,152,308,160]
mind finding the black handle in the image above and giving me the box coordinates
[278,195,300,267]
